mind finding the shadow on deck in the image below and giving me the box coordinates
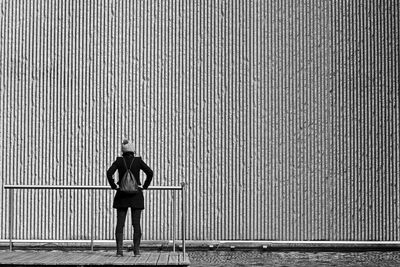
[0,250,190,266]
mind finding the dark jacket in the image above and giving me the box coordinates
[107,154,153,209]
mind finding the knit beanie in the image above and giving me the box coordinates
[121,139,135,153]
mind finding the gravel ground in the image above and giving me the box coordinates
[188,251,400,267]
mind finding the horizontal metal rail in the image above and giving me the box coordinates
[3,185,182,190]
[3,183,187,260]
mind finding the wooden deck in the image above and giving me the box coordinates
[0,250,190,266]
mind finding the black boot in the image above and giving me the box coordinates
[116,233,124,256]
[133,232,142,256]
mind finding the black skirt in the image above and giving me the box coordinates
[113,189,144,209]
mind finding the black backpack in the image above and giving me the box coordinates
[119,157,139,193]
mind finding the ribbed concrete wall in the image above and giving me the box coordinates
[0,0,399,241]
[331,1,400,240]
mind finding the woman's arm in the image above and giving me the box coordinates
[106,158,119,189]
[139,157,153,189]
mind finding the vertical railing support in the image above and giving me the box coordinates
[9,189,14,251]
[181,182,186,260]
[91,189,94,251]
[172,190,176,252]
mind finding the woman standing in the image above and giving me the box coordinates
[107,140,153,256]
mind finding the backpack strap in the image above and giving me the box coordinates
[122,157,128,170]
[122,156,134,171]
[128,157,134,169]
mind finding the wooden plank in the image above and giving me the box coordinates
[13,251,43,263]
[168,252,179,265]
[74,252,102,265]
[157,252,170,265]
[41,251,67,264]
[123,253,139,265]
[89,252,116,264]
[145,252,160,265]
[0,251,26,262]
[80,253,103,264]
[49,251,72,264]
[64,253,94,265]
[62,253,89,265]
[0,253,17,264]
[54,252,72,264]
[6,251,30,262]
[25,252,53,264]
[134,252,151,265]
[112,254,128,265]
[85,253,104,264]
[178,253,190,265]
[102,252,122,265]
[34,252,61,264]
[74,252,95,263]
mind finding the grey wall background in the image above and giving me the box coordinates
[0,0,399,241]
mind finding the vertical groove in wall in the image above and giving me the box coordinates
[0,0,399,241]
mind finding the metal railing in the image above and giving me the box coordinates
[3,183,187,258]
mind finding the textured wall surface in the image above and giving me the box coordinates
[331,1,400,240]
[0,0,399,241]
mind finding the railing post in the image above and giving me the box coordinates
[181,182,186,260]
[91,189,94,251]
[9,189,13,251]
[173,190,176,252]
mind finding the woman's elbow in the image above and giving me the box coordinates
[106,170,114,178]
